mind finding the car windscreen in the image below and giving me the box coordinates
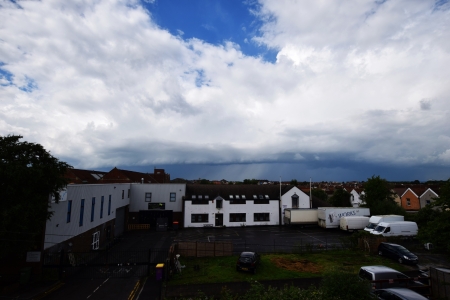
[366,223,377,229]
[373,225,385,232]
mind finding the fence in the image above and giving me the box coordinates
[42,248,168,280]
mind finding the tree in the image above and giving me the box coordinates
[312,188,328,202]
[290,179,298,186]
[0,135,71,256]
[360,175,405,215]
[417,179,450,252]
[329,188,351,207]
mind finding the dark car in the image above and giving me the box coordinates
[374,288,428,300]
[359,266,427,295]
[378,243,418,264]
[236,252,260,274]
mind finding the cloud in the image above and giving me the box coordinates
[0,0,450,180]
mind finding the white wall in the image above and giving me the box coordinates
[129,183,185,212]
[350,190,365,207]
[280,187,310,224]
[44,183,131,249]
[184,198,279,227]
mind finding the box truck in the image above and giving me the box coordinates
[318,207,370,229]
[339,216,370,232]
[371,221,418,237]
[284,208,318,226]
[364,215,404,233]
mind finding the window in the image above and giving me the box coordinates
[67,200,72,223]
[229,195,234,199]
[259,195,264,199]
[216,199,223,209]
[91,197,95,222]
[253,195,257,200]
[241,195,246,199]
[92,231,100,250]
[145,193,152,202]
[254,198,270,204]
[192,195,197,199]
[127,189,130,198]
[291,194,299,208]
[108,195,111,216]
[100,196,104,219]
[254,213,270,222]
[170,193,176,202]
[205,195,209,200]
[122,190,124,199]
[79,199,85,226]
[406,198,411,206]
[191,214,209,223]
[426,200,431,205]
[229,213,246,222]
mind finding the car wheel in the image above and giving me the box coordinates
[398,257,403,264]
[378,250,383,256]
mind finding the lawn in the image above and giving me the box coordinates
[167,249,414,285]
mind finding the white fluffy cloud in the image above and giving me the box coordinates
[1,0,450,176]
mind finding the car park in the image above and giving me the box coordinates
[236,251,260,274]
[374,287,428,300]
[378,243,418,265]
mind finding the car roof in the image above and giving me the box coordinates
[376,288,428,300]
[240,252,256,256]
[361,265,398,272]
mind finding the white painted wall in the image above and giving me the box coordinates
[184,198,279,228]
[280,187,310,224]
[44,183,131,249]
[129,183,185,212]
[350,190,365,207]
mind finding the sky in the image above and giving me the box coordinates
[1,0,450,182]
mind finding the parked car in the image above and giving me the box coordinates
[236,252,260,274]
[374,287,428,300]
[358,266,425,292]
[378,243,418,265]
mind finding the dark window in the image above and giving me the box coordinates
[79,199,85,226]
[191,214,209,223]
[91,197,95,222]
[230,213,246,222]
[145,193,152,202]
[100,196,104,219]
[216,199,223,209]
[170,192,176,202]
[254,213,270,222]
[67,200,72,223]
[108,195,111,216]
[127,189,130,198]
[122,190,124,199]
[254,199,270,204]
[406,198,411,206]
[291,194,299,208]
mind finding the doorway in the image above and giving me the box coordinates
[215,214,223,227]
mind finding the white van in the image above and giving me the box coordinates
[364,215,404,233]
[340,216,370,232]
[371,221,418,237]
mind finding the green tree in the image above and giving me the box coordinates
[329,188,351,207]
[0,135,71,256]
[312,188,328,202]
[290,179,298,186]
[243,179,258,185]
[417,179,450,252]
[360,175,405,215]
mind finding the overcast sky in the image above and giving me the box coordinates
[1,0,450,182]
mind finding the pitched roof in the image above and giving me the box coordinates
[65,168,107,184]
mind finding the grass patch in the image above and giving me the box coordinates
[167,249,413,285]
